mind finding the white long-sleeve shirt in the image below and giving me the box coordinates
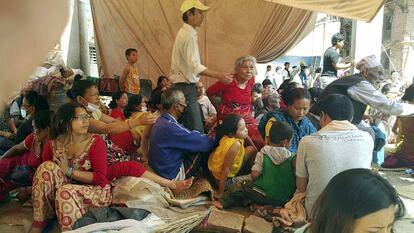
[347,80,414,116]
[170,23,206,84]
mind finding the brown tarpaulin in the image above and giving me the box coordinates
[266,0,384,22]
[90,0,315,86]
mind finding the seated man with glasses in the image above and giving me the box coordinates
[149,88,214,181]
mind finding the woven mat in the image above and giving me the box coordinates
[170,178,213,201]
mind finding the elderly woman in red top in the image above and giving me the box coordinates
[207,55,265,149]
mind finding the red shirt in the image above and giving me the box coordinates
[110,108,126,120]
[207,76,255,106]
[109,108,137,154]
[23,133,42,168]
[42,134,109,186]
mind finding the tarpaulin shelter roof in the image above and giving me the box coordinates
[265,0,384,22]
[90,0,383,86]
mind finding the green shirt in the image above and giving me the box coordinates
[254,154,296,205]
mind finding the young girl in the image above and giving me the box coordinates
[295,169,405,233]
[259,88,316,154]
[109,91,129,120]
[136,92,163,164]
[108,91,139,155]
[208,114,257,198]
[0,110,51,202]
[125,94,147,118]
[124,95,150,158]
[152,76,170,92]
[215,121,296,209]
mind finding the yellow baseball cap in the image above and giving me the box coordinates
[180,0,209,14]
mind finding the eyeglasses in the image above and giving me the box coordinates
[73,114,91,121]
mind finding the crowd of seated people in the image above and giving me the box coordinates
[0,53,412,232]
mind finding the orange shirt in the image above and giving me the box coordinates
[124,64,140,94]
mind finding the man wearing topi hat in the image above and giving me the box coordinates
[170,0,233,133]
[310,55,414,126]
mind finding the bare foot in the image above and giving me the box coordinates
[172,177,194,194]
[213,200,223,209]
[17,187,30,203]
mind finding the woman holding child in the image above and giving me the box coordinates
[259,87,316,154]
[207,55,265,149]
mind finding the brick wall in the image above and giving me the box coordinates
[385,1,414,82]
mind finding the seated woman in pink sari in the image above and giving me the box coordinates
[207,55,265,150]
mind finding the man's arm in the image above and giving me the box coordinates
[296,176,308,193]
[295,140,309,192]
[333,62,353,70]
[200,69,232,84]
[169,122,214,153]
[348,81,414,116]
[330,50,353,71]
[182,37,232,84]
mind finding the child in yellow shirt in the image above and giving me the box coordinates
[208,114,257,197]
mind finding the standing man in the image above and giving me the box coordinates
[265,64,277,88]
[320,33,354,88]
[170,0,232,133]
[264,65,272,79]
[282,62,291,80]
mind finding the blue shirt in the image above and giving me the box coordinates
[275,111,316,153]
[259,110,317,154]
[149,113,214,179]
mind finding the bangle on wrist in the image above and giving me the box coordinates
[66,167,73,177]
[126,119,132,129]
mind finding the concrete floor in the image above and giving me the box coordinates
[1,170,413,233]
[380,170,414,233]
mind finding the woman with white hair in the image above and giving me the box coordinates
[207,55,265,150]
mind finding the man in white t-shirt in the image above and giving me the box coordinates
[296,94,374,216]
